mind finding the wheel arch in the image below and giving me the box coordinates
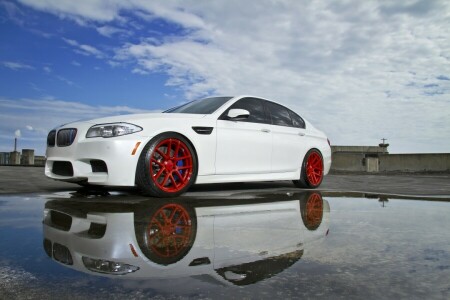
[302,146,324,169]
[307,147,323,157]
[293,147,325,189]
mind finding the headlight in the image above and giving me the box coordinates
[82,256,139,275]
[86,123,142,138]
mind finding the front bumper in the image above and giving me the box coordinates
[43,208,142,276]
[45,125,147,186]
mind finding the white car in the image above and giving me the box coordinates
[43,192,330,283]
[45,96,331,197]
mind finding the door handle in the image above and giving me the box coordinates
[298,132,305,136]
[261,129,271,133]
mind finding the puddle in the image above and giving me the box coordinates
[0,191,449,299]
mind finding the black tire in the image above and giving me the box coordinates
[293,149,324,189]
[134,201,197,265]
[136,133,198,197]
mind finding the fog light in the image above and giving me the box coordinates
[82,256,139,275]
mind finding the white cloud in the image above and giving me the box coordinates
[18,0,120,22]
[131,68,149,75]
[14,129,21,138]
[1,61,33,71]
[56,75,75,86]
[116,1,450,153]
[96,25,129,37]
[71,60,81,66]
[1,0,25,26]
[12,1,450,152]
[43,66,52,73]
[18,0,207,29]
[62,38,104,58]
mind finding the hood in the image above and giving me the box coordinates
[60,113,208,128]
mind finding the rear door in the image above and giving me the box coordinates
[264,101,308,173]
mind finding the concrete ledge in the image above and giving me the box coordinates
[379,153,450,172]
[331,153,450,173]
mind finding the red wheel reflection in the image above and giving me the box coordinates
[305,193,323,229]
[300,193,324,230]
[146,203,193,259]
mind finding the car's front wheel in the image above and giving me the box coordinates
[293,149,324,189]
[136,133,198,197]
[134,201,197,265]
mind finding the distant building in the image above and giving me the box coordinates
[9,151,21,165]
[331,144,450,173]
[331,145,388,173]
[34,156,46,167]
[21,149,35,165]
[0,152,11,165]
[0,149,46,166]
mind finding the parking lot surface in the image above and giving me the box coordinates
[1,166,449,196]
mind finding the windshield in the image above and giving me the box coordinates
[164,97,233,114]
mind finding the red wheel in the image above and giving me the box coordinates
[293,149,324,189]
[305,151,323,187]
[150,138,193,193]
[134,201,197,265]
[300,192,324,230]
[137,133,198,197]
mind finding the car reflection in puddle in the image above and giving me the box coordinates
[42,191,329,285]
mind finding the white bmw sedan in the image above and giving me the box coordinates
[45,95,331,197]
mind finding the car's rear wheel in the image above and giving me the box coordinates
[300,192,324,230]
[136,133,198,197]
[293,149,324,189]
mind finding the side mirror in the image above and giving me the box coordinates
[227,109,250,120]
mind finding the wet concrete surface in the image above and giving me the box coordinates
[0,167,450,299]
[1,166,450,196]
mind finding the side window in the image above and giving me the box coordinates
[221,98,268,124]
[289,111,306,129]
[265,101,293,127]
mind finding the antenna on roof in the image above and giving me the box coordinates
[379,138,389,148]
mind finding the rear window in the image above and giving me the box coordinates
[289,111,306,129]
[265,101,293,127]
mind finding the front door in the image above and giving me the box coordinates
[215,98,272,174]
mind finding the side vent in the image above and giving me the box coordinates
[90,160,108,173]
[189,257,211,266]
[53,243,73,265]
[52,161,74,177]
[192,127,214,135]
[49,210,72,231]
[88,223,107,239]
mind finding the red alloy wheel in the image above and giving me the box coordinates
[149,138,193,193]
[146,204,193,259]
[305,193,323,229]
[306,151,323,186]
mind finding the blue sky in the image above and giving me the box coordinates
[1,0,449,155]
